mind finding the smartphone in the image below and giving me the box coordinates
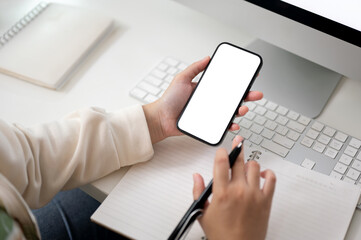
[177,42,262,146]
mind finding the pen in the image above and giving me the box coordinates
[168,140,244,240]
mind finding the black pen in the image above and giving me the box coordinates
[168,140,244,240]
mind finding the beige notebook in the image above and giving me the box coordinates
[91,135,361,240]
[0,2,113,89]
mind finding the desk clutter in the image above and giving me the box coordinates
[0,2,113,89]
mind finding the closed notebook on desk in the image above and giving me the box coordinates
[0,2,113,89]
[91,136,361,240]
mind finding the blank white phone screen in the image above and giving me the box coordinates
[178,43,261,145]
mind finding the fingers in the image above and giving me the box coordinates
[213,148,230,192]
[177,56,210,83]
[245,161,261,188]
[193,173,206,200]
[237,106,249,116]
[229,123,240,132]
[244,91,263,102]
[231,135,243,149]
[261,170,276,198]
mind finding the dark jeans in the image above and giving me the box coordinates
[32,188,128,240]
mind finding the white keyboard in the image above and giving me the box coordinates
[130,57,361,208]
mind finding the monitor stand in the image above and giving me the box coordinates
[246,40,342,118]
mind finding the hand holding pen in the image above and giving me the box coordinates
[169,136,277,240]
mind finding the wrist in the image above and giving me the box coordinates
[142,102,166,144]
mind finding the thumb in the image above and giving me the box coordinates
[177,56,210,83]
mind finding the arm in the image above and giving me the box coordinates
[0,105,154,208]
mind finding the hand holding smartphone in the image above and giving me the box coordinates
[177,42,262,145]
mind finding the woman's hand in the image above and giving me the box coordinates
[193,136,276,240]
[142,57,263,144]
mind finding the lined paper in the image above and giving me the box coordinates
[92,135,360,240]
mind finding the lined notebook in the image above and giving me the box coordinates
[91,135,361,240]
[0,2,113,89]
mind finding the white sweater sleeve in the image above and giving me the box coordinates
[0,105,154,208]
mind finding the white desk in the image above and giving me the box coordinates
[1,0,361,238]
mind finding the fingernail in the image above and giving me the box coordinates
[235,135,242,142]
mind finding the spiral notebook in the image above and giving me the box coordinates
[91,135,361,240]
[0,2,113,89]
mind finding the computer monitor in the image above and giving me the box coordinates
[174,0,361,118]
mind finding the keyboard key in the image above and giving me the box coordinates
[239,119,252,129]
[276,106,288,115]
[301,136,314,148]
[323,126,336,137]
[357,152,361,161]
[298,116,311,126]
[233,117,241,124]
[250,123,263,134]
[313,142,326,153]
[339,154,353,165]
[318,134,331,145]
[329,139,343,151]
[273,134,295,149]
[265,120,277,131]
[138,82,161,96]
[261,128,274,140]
[167,67,178,75]
[250,135,263,145]
[287,130,300,141]
[275,125,288,136]
[245,102,256,111]
[349,138,361,149]
[239,129,252,139]
[352,160,361,171]
[330,171,342,180]
[275,116,288,126]
[130,87,147,99]
[152,69,167,79]
[157,62,168,71]
[334,162,347,174]
[254,106,267,115]
[254,115,266,125]
[160,82,169,90]
[287,120,306,133]
[261,140,289,158]
[144,94,158,103]
[324,147,338,159]
[265,101,278,111]
[306,129,319,139]
[301,158,315,170]
[265,111,278,121]
[334,132,348,143]
[346,168,360,181]
[311,122,324,132]
[256,98,267,106]
[244,111,256,120]
[287,111,299,121]
[164,75,173,82]
[145,75,162,86]
[344,146,358,157]
[164,57,179,66]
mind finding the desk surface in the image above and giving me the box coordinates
[1,0,361,239]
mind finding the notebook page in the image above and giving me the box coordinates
[258,156,360,240]
[91,135,219,240]
[91,135,361,240]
